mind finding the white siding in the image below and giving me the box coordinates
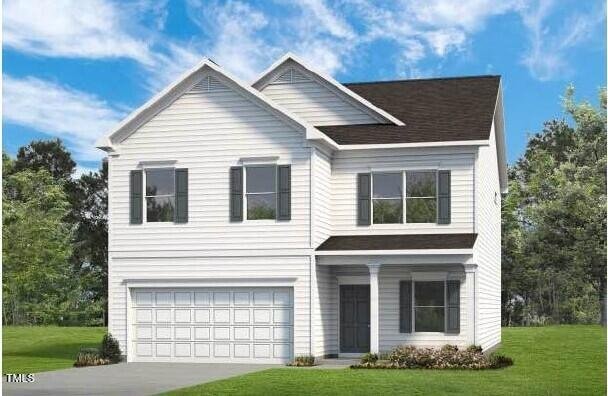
[331,147,476,235]
[473,122,502,350]
[109,71,311,253]
[108,255,311,358]
[260,66,380,126]
[312,147,332,247]
[312,264,339,356]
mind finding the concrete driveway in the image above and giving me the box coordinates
[3,362,277,396]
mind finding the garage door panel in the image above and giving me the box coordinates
[136,309,153,323]
[213,292,230,305]
[234,309,250,323]
[234,327,250,340]
[156,310,171,323]
[136,292,153,305]
[131,287,293,362]
[175,292,191,305]
[194,292,210,306]
[253,309,271,323]
[136,326,153,339]
[234,292,250,305]
[194,309,210,323]
[155,292,172,305]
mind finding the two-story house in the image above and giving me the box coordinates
[96,53,506,363]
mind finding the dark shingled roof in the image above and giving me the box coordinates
[316,233,478,251]
[318,76,500,145]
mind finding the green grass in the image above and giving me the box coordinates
[166,325,606,396]
[3,326,107,374]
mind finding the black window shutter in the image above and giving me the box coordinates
[357,173,371,226]
[446,280,460,333]
[230,166,243,222]
[437,170,451,224]
[277,165,291,220]
[175,169,188,223]
[400,280,412,333]
[129,170,143,224]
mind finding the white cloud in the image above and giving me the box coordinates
[3,0,154,65]
[519,0,606,81]
[3,75,125,160]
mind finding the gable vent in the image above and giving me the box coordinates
[272,68,311,84]
[190,76,228,93]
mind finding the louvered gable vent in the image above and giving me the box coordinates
[190,76,228,93]
[272,68,311,84]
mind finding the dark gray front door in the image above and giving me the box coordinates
[340,285,370,353]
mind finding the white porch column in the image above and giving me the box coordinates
[367,263,381,354]
[464,263,478,346]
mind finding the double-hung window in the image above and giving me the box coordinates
[372,173,403,224]
[371,170,437,224]
[405,171,437,223]
[413,281,445,332]
[145,168,175,222]
[246,166,276,220]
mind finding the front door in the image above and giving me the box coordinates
[340,285,370,353]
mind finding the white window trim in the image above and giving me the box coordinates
[244,164,278,222]
[143,167,176,224]
[370,169,440,225]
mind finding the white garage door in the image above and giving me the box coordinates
[130,287,293,363]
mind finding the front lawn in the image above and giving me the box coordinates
[3,326,107,374]
[166,325,606,396]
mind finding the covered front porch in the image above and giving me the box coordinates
[313,234,478,357]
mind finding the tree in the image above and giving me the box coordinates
[70,160,108,324]
[14,139,76,181]
[502,86,606,325]
[2,164,76,324]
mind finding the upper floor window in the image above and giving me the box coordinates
[146,168,175,222]
[371,170,437,224]
[405,171,437,223]
[372,173,402,224]
[246,166,276,220]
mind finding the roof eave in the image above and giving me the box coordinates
[315,248,474,256]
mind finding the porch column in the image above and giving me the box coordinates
[464,263,478,346]
[367,263,381,354]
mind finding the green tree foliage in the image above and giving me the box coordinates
[2,161,76,324]
[70,160,108,324]
[503,86,607,325]
[3,139,108,325]
[14,139,76,181]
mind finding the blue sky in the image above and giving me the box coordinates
[3,0,606,175]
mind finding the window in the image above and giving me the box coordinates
[246,166,276,220]
[406,171,437,223]
[372,173,402,224]
[145,168,175,222]
[414,281,445,332]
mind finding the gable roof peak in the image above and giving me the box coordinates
[252,53,405,126]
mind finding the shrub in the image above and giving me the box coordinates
[360,352,378,365]
[488,353,514,368]
[352,344,513,370]
[100,333,122,363]
[288,355,315,367]
[466,344,483,353]
[74,348,109,367]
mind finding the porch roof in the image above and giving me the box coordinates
[316,233,477,251]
